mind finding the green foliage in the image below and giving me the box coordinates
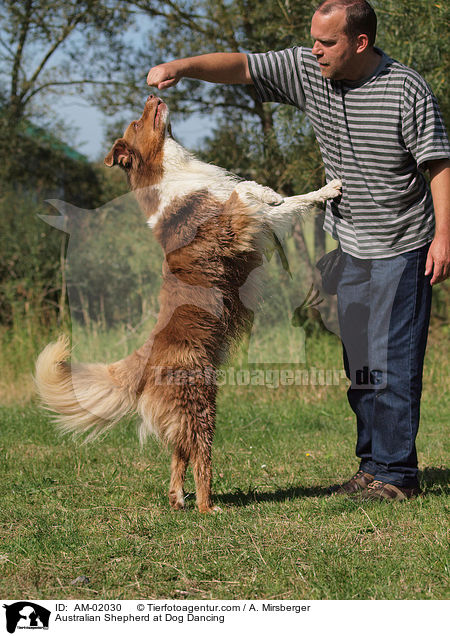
[0,187,64,327]
[0,122,101,201]
[0,133,105,328]
[374,0,449,127]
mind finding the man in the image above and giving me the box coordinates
[147,0,450,501]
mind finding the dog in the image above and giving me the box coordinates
[35,95,341,513]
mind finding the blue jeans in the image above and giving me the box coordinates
[337,244,432,488]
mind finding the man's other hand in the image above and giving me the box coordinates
[425,236,450,285]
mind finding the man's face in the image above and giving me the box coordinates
[310,8,359,80]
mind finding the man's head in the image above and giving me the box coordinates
[311,0,378,80]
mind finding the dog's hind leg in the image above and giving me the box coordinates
[189,417,219,513]
[169,447,189,510]
[192,442,215,513]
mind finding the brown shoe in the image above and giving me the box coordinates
[329,470,375,495]
[362,480,421,501]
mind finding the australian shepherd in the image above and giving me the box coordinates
[35,95,341,512]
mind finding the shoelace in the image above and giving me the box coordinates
[367,480,383,490]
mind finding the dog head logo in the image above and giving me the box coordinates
[3,602,51,634]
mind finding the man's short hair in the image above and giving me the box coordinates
[316,0,377,46]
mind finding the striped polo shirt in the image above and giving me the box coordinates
[247,47,450,258]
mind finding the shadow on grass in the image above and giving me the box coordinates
[420,467,449,495]
[214,484,331,508]
[213,467,449,507]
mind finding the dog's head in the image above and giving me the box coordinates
[104,95,170,178]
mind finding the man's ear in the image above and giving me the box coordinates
[356,33,370,54]
[104,138,133,168]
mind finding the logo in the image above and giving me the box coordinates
[3,603,51,634]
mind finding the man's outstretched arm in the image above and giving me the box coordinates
[147,52,252,90]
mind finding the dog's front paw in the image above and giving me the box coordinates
[320,179,342,201]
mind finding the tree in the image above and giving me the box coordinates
[0,0,133,328]
[0,0,133,131]
[374,0,449,127]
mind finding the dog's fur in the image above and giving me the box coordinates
[35,96,341,512]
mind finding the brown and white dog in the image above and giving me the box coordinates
[35,95,341,512]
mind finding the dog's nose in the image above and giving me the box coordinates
[147,94,155,102]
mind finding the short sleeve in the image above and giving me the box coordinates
[247,47,306,109]
[402,91,450,169]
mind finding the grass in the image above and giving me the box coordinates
[0,329,448,600]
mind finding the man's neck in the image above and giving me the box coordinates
[344,48,382,83]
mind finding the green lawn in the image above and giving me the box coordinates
[0,333,448,600]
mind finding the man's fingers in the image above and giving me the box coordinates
[147,75,176,90]
[147,63,179,89]
[424,251,434,277]
[157,77,178,90]
[432,264,450,285]
[430,259,445,285]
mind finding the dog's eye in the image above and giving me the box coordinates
[133,121,140,130]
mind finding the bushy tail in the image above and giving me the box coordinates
[34,335,138,439]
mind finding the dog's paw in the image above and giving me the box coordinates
[319,179,342,201]
[170,503,185,511]
[198,504,223,514]
[169,492,185,510]
[205,505,222,514]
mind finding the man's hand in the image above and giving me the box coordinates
[425,235,450,285]
[147,62,181,90]
[427,158,450,285]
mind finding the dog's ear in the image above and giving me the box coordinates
[104,138,133,168]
